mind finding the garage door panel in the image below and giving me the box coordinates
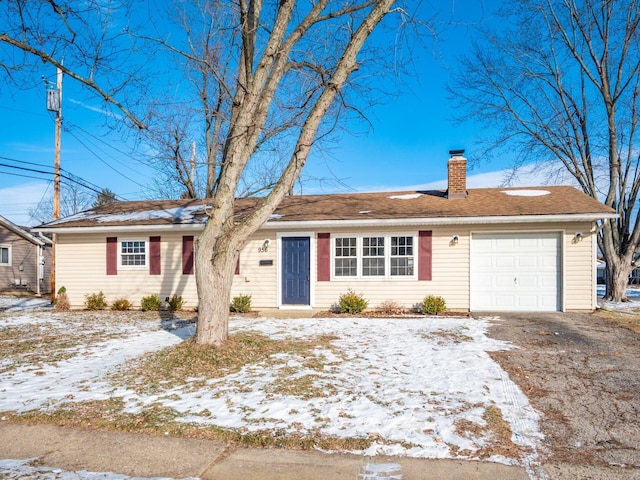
[518,255,539,268]
[496,257,516,268]
[494,295,516,308]
[471,232,561,312]
[496,238,517,248]
[516,295,539,308]
[495,275,515,288]
[517,275,539,288]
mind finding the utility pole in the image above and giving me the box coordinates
[46,62,63,302]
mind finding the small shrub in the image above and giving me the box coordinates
[230,294,252,313]
[54,290,70,311]
[111,297,133,311]
[84,291,107,310]
[377,299,404,315]
[338,289,368,314]
[421,295,447,315]
[167,294,184,312]
[140,294,161,311]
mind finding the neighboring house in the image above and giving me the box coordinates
[36,153,616,312]
[596,260,640,286]
[0,215,53,295]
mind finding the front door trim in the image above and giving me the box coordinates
[277,232,315,309]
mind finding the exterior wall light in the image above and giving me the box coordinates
[451,235,460,245]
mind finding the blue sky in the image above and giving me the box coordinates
[0,1,537,226]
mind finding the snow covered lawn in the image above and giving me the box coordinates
[0,300,543,470]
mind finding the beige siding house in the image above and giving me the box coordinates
[37,154,616,312]
[0,215,53,296]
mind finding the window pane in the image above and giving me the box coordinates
[335,258,357,276]
[363,257,385,276]
[0,247,8,264]
[362,237,385,276]
[335,237,357,276]
[390,236,414,276]
[121,241,146,266]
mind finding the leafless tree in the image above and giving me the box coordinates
[29,182,94,225]
[449,0,640,302]
[2,0,414,345]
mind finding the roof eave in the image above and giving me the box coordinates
[34,212,617,234]
[0,215,48,245]
[261,213,617,229]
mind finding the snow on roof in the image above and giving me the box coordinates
[388,193,422,200]
[501,190,550,197]
[45,205,208,226]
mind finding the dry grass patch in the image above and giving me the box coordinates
[453,405,522,460]
[7,400,376,452]
[0,324,85,371]
[594,308,640,334]
[420,328,474,345]
[116,332,339,393]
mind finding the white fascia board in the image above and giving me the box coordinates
[34,223,206,235]
[34,212,618,234]
[260,213,619,230]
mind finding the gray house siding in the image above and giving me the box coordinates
[0,224,52,294]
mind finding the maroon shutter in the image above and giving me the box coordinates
[106,237,118,275]
[317,232,330,281]
[149,236,161,275]
[182,236,194,275]
[235,256,240,275]
[418,230,432,281]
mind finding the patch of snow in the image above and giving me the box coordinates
[597,285,640,310]
[501,190,550,197]
[359,210,373,214]
[359,461,402,479]
[0,313,543,467]
[268,214,284,220]
[0,458,197,480]
[45,206,209,226]
[388,193,422,200]
[0,296,51,312]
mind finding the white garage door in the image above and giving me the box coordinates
[470,232,561,311]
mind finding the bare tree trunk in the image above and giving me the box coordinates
[194,215,239,346]
[604,255,633,303]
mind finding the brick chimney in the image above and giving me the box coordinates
[447,149,467,199]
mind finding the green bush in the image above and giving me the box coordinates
[84,291,107,310]
[140,294,161,312]
[111,297,133,311]
[421,295,447,315]
[338,289,368,314]
[167,294,184,312]
[230,294,252,313]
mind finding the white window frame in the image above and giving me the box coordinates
[331,233,418,281]
[119,239,148,269]
[390,235,415,277]
[0,244,11,266]
[334,236,358,277]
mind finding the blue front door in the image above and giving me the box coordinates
[282,237,310,305]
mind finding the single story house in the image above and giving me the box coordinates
[36,153,616,312]
[0,214,53,295]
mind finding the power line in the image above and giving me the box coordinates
[64,129,148,188]
[0,155,115,198]
[0,162,104,196]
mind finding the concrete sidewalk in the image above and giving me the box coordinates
[0,422,530,479]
